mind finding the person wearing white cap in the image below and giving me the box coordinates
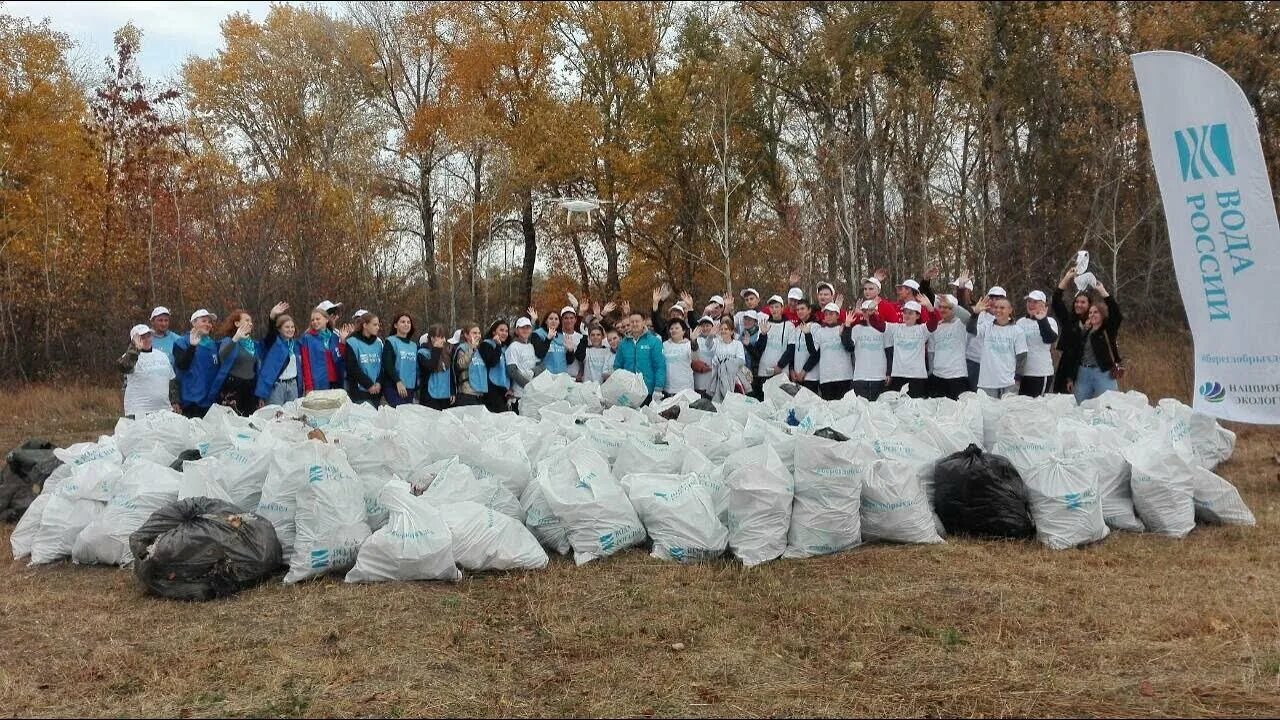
[961,278,998,391]
[883,296,938,398]
[1015,290,1059,397]
[343,311,387,407]
[558,305,585,378]
[754,295,795,398]
[119,323,177,417]
[530,308,572,375]
[172,308,232,417]
[688,315,716,396]
[967,294,1027,398]
[782,286,804,323]
[805,301,854,400]
[147,306,178,366]
[504,315,539,412]
[927,294,973,400]
[840,299,891,400]
[739,310,769,392]
[778,300,820,394]
[861,274,902,324]
[733,287,762,337]
[380,313,421,407]
[417,324,455,410]
[704,294,730,322]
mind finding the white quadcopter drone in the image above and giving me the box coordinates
[547,197,613,226]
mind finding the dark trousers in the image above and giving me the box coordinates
[966,360,981,391]
[820,380,852,401]
[1019,375,1052,398]
[851,380,885,401]
[750,376,766,401]
[890,377,928,398]
[455,393,484,407]
[220,375,257,416]
[383,385,415,407]
[348,386,382,408]
[422,396,451,411]
[801,380,821,396]
[485,385,510,413]
[181,404,208,419]
[932,376,970,401]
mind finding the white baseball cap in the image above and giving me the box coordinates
[952,277,974,290]
[514,317,532,329]
[816,281,834,293]
[419,332,432,345]
[352,309,369,320]
[316,300,342,313]
[822,302,840,313]
[1025,290,1048,303]
[740,288,759,299]
[938,293,958,306]
[787,287,804,300]
[767,295,784,305]
[697,315,715,325]
[987,286,1007,298]
[560,305,577,316]
[709,295,725,306]
[742,311,760,323]
[149,306,171,320]
[668,303,687,315]
[189,308,215,323]
[130,324,152,339]
[903,300,922,313]
[447,329,462,344]
[899,279,921,291]
[863,277,882,289]
[754,311,770,323]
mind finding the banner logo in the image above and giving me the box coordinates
[1175,124,1236,181]
[1199,381,1227,403]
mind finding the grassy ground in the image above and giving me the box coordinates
[1,332,1277,717]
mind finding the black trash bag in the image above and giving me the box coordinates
[130,497,283,601]
[689,398,718,412]
[779,383,802,397]
[658,404,681,421]
[1,439,61,522]
[932,444,1034,539]
[813,427,850,442]
[169,449,202,472]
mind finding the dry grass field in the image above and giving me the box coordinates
[1,331,1277,717]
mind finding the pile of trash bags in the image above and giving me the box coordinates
[7,370,1255,592]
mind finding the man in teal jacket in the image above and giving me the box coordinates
[613,311,666,402]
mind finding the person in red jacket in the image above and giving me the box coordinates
[861,275,902,324]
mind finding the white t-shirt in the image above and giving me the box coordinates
[756,319,793,377]
[504,341,539,398]
[811,324,853,383]
[662,339,695,393]
[966,311,995,363]
[693,337,714,391]
[710,337,746,363]
[582,345,614,384]
[789,322,820,382]
[279,348,298,381]
[928,320,969,379]
[123,348,175,417]
[848,324,891,382]
[733,309,759,337]
[976,321,1028,389]
[563,330,583,377]
[886,323,930,379]
[1016,316,1059,378]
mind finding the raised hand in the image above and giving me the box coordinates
[679,291,694,309]
[843,312,856,328]
[917,292,933,308]
[788,270,801,287]
[591,300,602,317]
[233,323,252,341]
[833,293,844,308]
[566,292,580,311]
[658,284,672,301]
[602,301,616,315]
[1094,280,1109,297]
[759,320,771,335]
[924,266,940,281]
[270,301,289,318]
[872,267,889,283]
[339,323,354,341]
[975,297,991,314]
[620,300,631,316]
[527,306,539,322]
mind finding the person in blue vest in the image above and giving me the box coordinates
[344,312,387,407]
[479,319,511,413]
[148,306,179,367]
[453,323,489,407]
[530,308,572,375]
[416,325,455,410]
[255,304,303,408]
[381,313,420,407]
[300,300,349,394]
[614,310,666,404]
[173,308,234,418]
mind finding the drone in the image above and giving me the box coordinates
[547,197,613,226]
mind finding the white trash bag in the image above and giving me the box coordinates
[600,369,650,409]
[519,479,571,555]
[622,473,728,563]
[345,480,460,583]
[1023,455,1110,550]
[72,460,182,566]
[784,435,876,558]
[721,445,793,566]
[860,460,943,545]
[440,501,549,572]
[1189,466,1255,526]
[283,444,371,583]
[1122,439,1196,538]
[415,456,521,521]
[536,449,645,565]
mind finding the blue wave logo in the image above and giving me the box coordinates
[1199,381,1226,403]
[1175,124,1235,181]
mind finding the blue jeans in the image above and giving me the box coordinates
[1074,366,1117,403]
[267,379,299,407]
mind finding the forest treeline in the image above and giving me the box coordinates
[2,1,1278,379]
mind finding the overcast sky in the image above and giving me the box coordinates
[4,1,341,81]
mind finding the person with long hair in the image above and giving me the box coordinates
[1071,281,1124,403]
[453,323,488,406]
[215,307,273,416]
[662,318,696,396]
[706,317,747,402]
[927,294,972,400]
[531,309,571,375]
[417,325,454,411]
[480,319,511,412]
[344,312,387,407]
[1052,266,1095,395]
[173,309,230,418]
[1016,291,1059,397]
[968,294,1028,398]
[381,313,419,407]
[300,305,350,394]
[254,305,303,408]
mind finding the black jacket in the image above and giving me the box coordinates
[1056,294,1122,378]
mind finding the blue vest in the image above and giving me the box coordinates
[254,336,302,401]
[464,344,488,393]
[346,335,384,391]
[387,335,419,389]
[484,338,509,389]
[535,327,568,374]
[420,347,452,400]
[175,335,234,408]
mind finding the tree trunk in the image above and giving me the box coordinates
[521,190,537,309]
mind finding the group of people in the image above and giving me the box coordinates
[118,264,1123,419]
